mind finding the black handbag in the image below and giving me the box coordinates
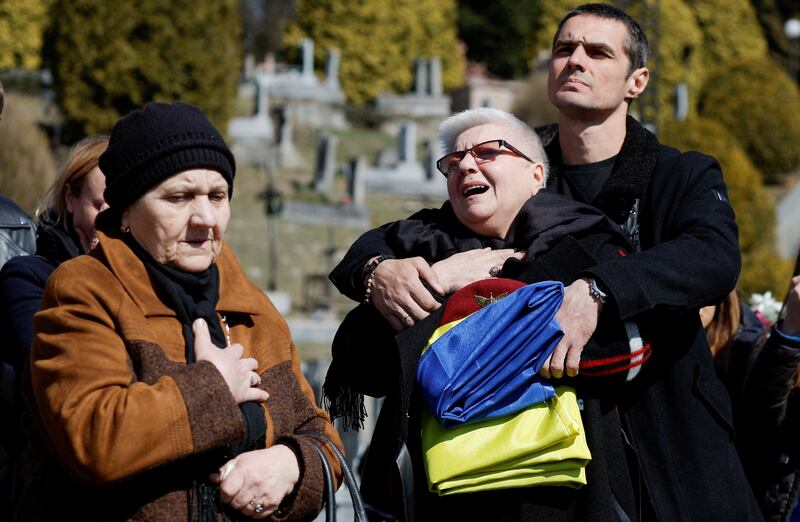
[299,431,368,522]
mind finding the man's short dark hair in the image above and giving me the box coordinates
[552,3,649,76]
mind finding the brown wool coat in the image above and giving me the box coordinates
[16,230,342,521]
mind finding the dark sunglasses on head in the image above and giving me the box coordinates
[436,139,534,177]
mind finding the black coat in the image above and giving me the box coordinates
[328,193,645,521]
[329,117,762,521]
[0,223,80,374]
[737,326,800,522]
[0,222,80,518]
[550,117,760,521]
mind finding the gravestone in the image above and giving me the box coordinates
[277,111,303,169]
[415,59,429,96]
[228,38,347,150]
[425,139,440,180]
[325,49,341,89]
[376,56,451,120]
[348,157,367,207]
[429,57,443,97]
[361,123,447,198]
[398,121,416,164]
[313,134,337,196]
[301,38,314,79]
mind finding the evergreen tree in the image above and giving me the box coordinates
[47,0,241,138]
[0,0,50,70]
[285,0,464,106]
[457,0,540,79]
[241,0,295,61]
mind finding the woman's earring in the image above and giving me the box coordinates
[120,225,130,234]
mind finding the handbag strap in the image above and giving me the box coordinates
[298,431,368,521]
[310,443,337,522]
[396,441,415,522]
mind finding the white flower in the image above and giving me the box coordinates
[749,291,782,323]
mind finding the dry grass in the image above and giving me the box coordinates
[0,93,57,215]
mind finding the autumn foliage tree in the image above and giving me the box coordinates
[530,0,586,57]
[688,0,768,74]
[699,57,800,181]
[46,0,241,139]
[0,0,50,70]
[284,0,464,106]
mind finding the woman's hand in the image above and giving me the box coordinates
[193,319,269,405]
[431,248,525,295]
[370,257,445,331]
[212,445,300,519]
[782,275,800,336]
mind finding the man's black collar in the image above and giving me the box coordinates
[544,115,659,225]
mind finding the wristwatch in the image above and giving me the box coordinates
[588,278,608,304]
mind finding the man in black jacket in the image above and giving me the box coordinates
[329,3,762,520]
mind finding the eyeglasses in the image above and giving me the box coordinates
[436,139,534,177]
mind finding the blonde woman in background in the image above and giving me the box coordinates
[0,135,108,515]
[0,135,109,373]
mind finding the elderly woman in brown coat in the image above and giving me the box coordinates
[17,102,342,521]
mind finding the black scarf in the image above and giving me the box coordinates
[325,191,629,430]
[35,219,82,267]
[128,238,263,522]
[134,244,226,361]
[385,190,624,265]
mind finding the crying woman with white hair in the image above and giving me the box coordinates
[325,107,650,520]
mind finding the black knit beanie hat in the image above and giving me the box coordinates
[99,102,235,212]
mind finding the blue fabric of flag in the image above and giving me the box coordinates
[417,281,565,428]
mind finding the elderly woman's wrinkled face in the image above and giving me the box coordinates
[122,169,230,272]
[66,166,109,252]
[446,123,544,238]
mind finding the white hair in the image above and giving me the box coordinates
[439,107,549,183]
